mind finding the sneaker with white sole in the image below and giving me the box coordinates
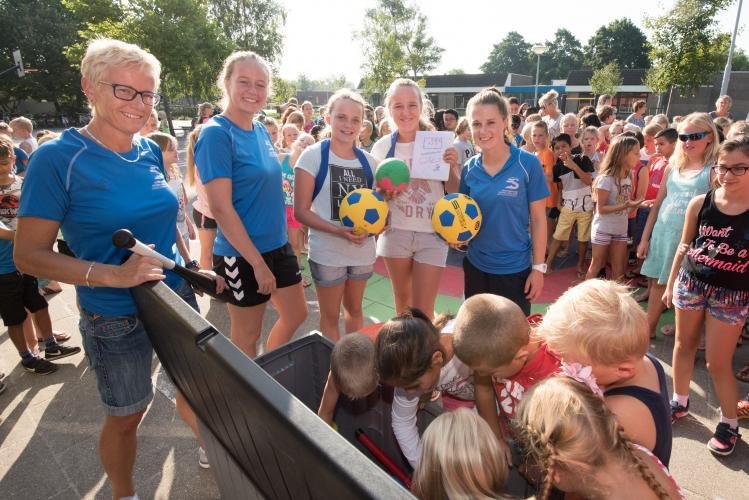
[198,447,210,469]
[707,423,741,456]
[44,344,81,361]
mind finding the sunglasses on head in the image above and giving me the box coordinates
[678,131,710,142]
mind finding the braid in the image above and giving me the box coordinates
[523,424,555,500]
[613,424,671,500]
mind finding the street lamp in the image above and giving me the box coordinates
[532,44,548,105]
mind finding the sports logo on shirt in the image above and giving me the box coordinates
[497,177,520,198]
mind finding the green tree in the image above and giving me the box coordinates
[208,0,286,65]
[585,18,650,69]
[357,0,444,94]
[540,29,584,81]
[719,46,749,71]
[271,76,296,104]
[447,68,465,75]
[589,62,623,97]
[480,32,532,75]
[0,0,81,114]
[645,0,733,98]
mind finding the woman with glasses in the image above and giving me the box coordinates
[638,113,719,343]
[663,137,749,457]
[14,39,219,497]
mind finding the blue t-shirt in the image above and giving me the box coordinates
[194,115,286,256]
[0,220,14,274]
[459,145,549,274]
[18,128,184,316]
[14,147,28,175]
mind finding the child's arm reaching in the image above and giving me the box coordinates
[317,372,340,425]
[474,375,512,464]
[391,388,422,468]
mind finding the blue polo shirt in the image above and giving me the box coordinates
[459,145,549,274]
[195,115,286,256]
[18,128,184,316]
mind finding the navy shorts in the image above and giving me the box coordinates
[0,272,48,326]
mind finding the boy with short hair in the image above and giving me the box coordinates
[544,133,595,277]
[9,116,37,155]
[452,294,560,457]
[0,136,79,374]
[317,328,380,424]
[0,122,29,175]
[539,279,672,466]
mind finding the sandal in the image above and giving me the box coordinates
[301,277,312,288]
[660,324,675,336]
[736,365,749,383]
[37,331,71,344]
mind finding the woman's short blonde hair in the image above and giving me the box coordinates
[539,279,648,365]
[538,89,559,108]
[412,408,508,500]
[80,38,161,87]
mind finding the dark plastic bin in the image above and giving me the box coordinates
[254,333,442,478]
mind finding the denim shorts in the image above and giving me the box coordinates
[309,260,374,287]
[79,279,198,416]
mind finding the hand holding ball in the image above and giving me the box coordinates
[375,158,410,193]
[431,193,482,245]
[339,188,389,235]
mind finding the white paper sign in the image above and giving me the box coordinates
[411,131,454,181]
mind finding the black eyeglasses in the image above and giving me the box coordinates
[713,164,748,176]
[678,131,710,142]
[98,81,161,106]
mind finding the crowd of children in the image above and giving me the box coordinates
[1,36,747,499]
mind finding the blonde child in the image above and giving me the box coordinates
[185,126,216,270]
[294,90,378,340]
[581,125,602,171]
[663,137,749,456]
[9,116,37,154]
[359,120,374,152]
[412,408,510,500]
[539,279,673,466]
[520,122,536,153]
[453,117,475,168]
[148,132,197,266]
[278,122,300,152]
[375,308,474,468]
[518,377,685,500]
[586,135,643,280]
[262,116,279,146]
[560,112,582,153]
[638,114,719,337]
[452,294,560,461]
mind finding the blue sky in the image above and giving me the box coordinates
[277,0,747,83]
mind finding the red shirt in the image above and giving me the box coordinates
[493,342,561,420]
[645,157,669,201]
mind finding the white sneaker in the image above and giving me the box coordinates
[198,447,210,469]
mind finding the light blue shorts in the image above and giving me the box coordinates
[309,260,374,287]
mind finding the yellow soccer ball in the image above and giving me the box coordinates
[339,188,389,235]
[431,193,482,244]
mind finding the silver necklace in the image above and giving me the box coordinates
[83,126,141,163]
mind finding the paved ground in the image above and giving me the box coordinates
[1,122,747,498]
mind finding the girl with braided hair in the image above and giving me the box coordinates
[517,376,684,500]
